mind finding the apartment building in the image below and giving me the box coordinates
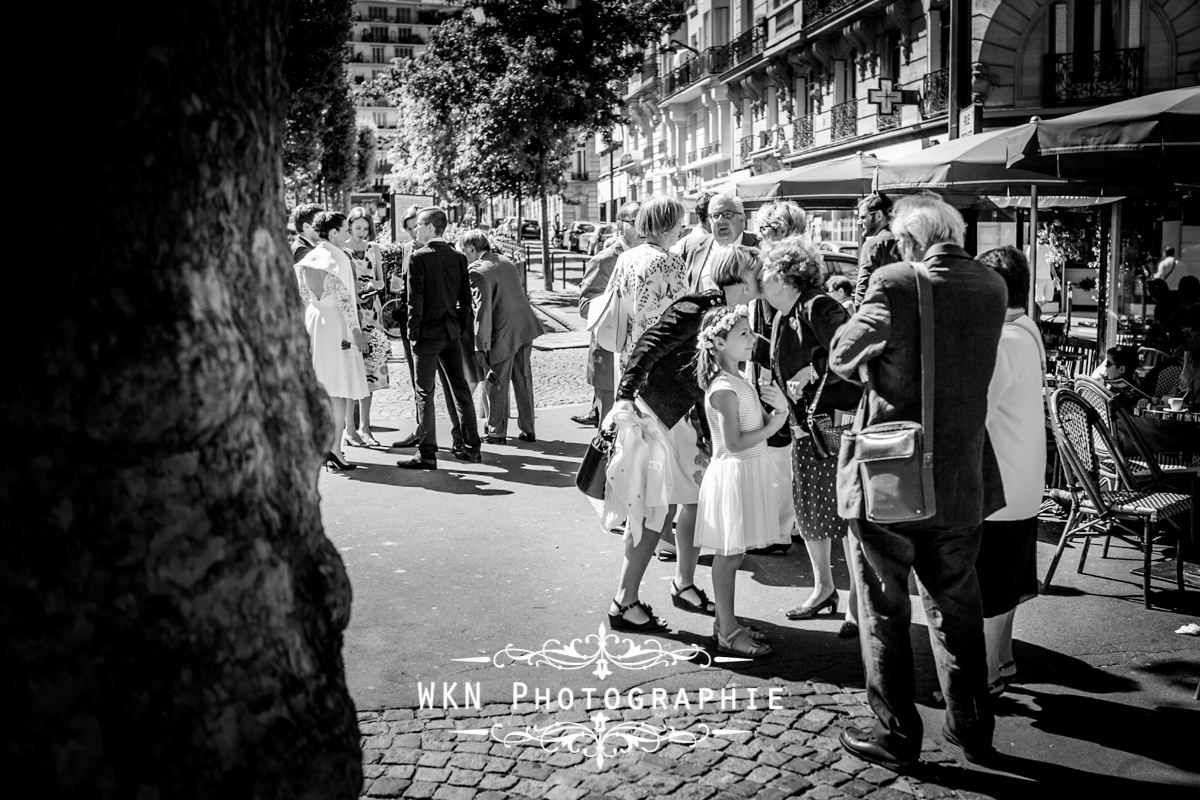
[598,0,1199,226]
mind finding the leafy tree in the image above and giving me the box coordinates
[284,0,354,204]
[354,121,378,189]
[390,0,686,286]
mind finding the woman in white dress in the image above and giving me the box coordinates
[295,211,369,471]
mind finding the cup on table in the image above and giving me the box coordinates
[1167,397,1186,412]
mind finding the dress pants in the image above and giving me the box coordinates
[848,519,993,758]
[402,333,463,445]
[413,340,479,461]
[484,343,535,438]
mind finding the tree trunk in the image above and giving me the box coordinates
[1,2,361,797]
[541,193,554,291]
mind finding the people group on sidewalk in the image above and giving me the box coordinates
[589,190,1050,772]
[289,202,542,472]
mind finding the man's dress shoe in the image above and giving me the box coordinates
[483,436,507,445]
[941,725,997,765]
[839,728,917,771]
[396,456,436,470]
[517,432,536,442]
[453,450,482,464]
[392,432,421,448]
[570,411,599,427]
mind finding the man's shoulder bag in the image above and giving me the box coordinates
[837,261,937,524]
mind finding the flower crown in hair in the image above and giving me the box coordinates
[697,304,749,351]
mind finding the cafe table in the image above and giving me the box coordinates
[1131,405,1200,424]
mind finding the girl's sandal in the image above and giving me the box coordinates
[358,429,381,447]
[715,626,773,659]
[671,581,716,615]
[712,623,768,643]
[608,600,668,633]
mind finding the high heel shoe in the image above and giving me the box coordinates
[785,590,838,620]
[325,451,357,471]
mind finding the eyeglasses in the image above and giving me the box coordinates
[710,211,743,221]
[617,217,636,224]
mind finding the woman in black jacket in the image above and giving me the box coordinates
[606,246,767,632]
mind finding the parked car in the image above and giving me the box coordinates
[580,223,617,256]
[567,221,597,252]
[818,239,859,256]
[819,251,858,284]
[520,218,541,239]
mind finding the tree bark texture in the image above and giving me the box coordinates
[1,2,362,797]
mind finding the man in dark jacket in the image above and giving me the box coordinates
[290,203,323,264]
[398,207,481,469]
[674,194,759,292]
[853,193,902,309]
[830,194,1007,769]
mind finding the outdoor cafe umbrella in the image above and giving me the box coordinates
[735,151,883,203]
[1005,87,1200,184]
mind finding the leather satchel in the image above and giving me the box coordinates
[575,426,615,500]
[837,261,937,523]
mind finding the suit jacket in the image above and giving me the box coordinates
[469,252,543,364]
[853,228,901,308]
[615,291,726,429]
[406,240,474,355]
[291,234,317,265]
[677,231,760,292]
[829,243,1008,529]
[772,288,854,411]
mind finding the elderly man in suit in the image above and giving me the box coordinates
[458,230,543,443]
[673,193,759,292]
[290,203,323,264]
[829,194,1007,770]
[398,207,481,470]
[573,201,642,427]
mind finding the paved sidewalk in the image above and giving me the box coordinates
[358,684,990,800]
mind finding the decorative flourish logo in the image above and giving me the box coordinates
[455,624,713,680]
[457,711,750,768]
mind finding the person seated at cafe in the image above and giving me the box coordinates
[1090,345,1143,402]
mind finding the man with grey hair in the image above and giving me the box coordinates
[458,230,542,443]
[574,200,642,426]
[829,193,1007,770]
[675,193,759,292]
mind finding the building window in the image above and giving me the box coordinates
[398,27,412,40]
[397,7,412,23]
[371,26,389,42]
[396,46,413,59]
[371,46,385,63]
[883,32,902,81]
[373,112,388,127]
[368,5,387,20]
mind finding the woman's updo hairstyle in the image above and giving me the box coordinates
[313,211,348,240]
[762,234,824,294]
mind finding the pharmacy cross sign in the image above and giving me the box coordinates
[868,79,919,115]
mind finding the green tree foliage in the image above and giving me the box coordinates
[284,0,354,203]
[354,122,378,189]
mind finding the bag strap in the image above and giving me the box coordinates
[913,261,936,439]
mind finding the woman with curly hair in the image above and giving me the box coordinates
[760,235,861,637]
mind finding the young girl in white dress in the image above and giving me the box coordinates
[693,305,789,658]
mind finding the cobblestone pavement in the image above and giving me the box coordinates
[370,345,592,423]
[357,685,996,800]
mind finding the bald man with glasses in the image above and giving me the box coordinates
[674,193,759,293]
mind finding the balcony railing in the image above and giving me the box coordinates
[792,113,814,150]
[664,155,678,167]
[922,68,948,118]
[877,106,903,132]
[803,0,861,27]
[739,134,755,166]
[700,141,722,158]
[831,99,857,140]
[730,22,768,67]
[758,129,774,148]
[1044,47,1142,106]
[569,172,590,181]
[661,46,731,96]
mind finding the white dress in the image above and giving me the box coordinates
[694,371,782,555]
[295,242,369,400]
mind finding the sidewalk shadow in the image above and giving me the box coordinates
[473,450,582,489]
[913,755,1196,798]
[336,465,512,496]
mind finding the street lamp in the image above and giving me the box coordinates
[660,39,701,57]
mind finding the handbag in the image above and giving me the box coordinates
[837,261,937,523]
[807,369,853,460]
[584,276,626,354]
[575,425,616,500]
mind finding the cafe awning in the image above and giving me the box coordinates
[734,152,883,203]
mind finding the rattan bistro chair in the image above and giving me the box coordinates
[1045,389,1192,608]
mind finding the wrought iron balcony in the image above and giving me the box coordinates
[700,141,722,158]
[831,99,857,140]
[1044,47,1142,106]
[803,0,864,28]
[739,134,755,166]
[568,172,590,181]
[664,155,678,167]
[661,46,731,97]
[877,106,903,132]
[922,68,949,118]
[759,129,774,148]
[687,149,698,163]
[792,113,814,150]
[725,21,767,68]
